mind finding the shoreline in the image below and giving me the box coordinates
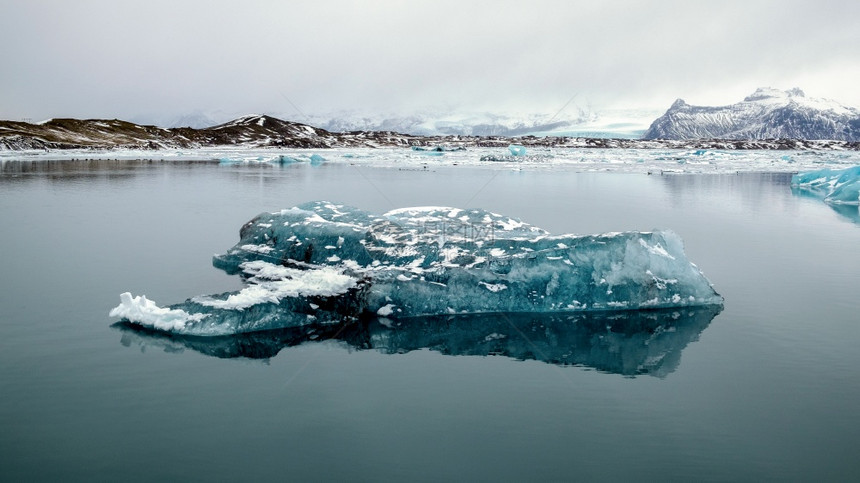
[2,146,859,175]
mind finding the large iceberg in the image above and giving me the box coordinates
[791,166,860,205]
[110,201,722,336]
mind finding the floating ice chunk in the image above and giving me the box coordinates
[479,151,551,162]
[111,201,722,336]
[791,165,860,205]
[217,154,324,166]
[509,144,527,156]
[109,292,209,332]
[277,155,301,165]
[410,145,466,152]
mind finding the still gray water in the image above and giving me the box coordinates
[1,159,859,481]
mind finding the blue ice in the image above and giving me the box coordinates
[791,166,860,205]
[110,202,722,336]
[509,144,527,156]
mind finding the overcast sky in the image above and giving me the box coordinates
[1,0,857,124]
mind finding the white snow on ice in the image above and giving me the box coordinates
[190,261,357,310]
[109,292,208,331]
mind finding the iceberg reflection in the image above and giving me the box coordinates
[114,305,720,377]
[791,187,860,224]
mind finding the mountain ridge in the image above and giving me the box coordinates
[2,113,859,152]
[644,88,860,141]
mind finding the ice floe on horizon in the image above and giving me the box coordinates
[5,146,860,174]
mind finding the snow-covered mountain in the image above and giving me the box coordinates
[643,88,860,141]
[203,115,341,146]
[132,106,654,138]
[307,110,592,137]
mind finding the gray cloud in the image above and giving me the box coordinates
[1,0,858,124]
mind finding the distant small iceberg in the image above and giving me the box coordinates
[508,144,527,156]
[410,145,466,156]
[410,145,466,152]
[791,166,860,224]
[479,144,555,162]
[791,166,860,205]
[217,153,327,166]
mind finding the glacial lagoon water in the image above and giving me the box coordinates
[1,155,859,481]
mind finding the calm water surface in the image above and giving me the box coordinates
[1,160,858,481]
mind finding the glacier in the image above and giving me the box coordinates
[110,202,723,336]
[791,166,860,205]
